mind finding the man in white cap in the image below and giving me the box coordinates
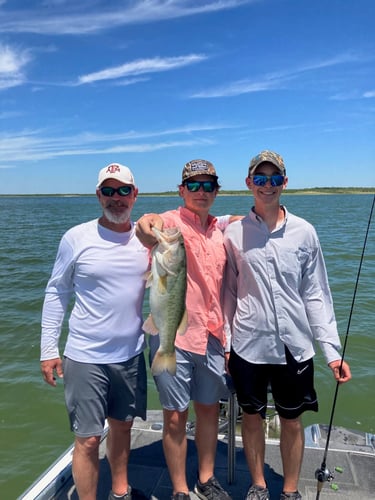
[40,163,149,500]
[223,150,351,500]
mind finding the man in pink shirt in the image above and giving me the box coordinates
[136,159,231,500]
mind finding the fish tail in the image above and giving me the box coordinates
[151,350,177,376]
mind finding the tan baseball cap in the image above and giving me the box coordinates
[182,159,218,182]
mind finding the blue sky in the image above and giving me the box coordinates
[0,0,374,194]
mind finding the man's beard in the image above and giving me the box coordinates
[103,206,132,225]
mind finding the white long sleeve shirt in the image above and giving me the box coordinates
[223,207,342,364]
[41,219,149,363]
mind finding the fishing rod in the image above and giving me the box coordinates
[315,194,375,499]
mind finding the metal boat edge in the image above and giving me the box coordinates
[18,422,109,500]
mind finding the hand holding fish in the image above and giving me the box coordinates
[136,213,164,248]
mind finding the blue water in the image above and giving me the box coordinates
[0,193,374,498]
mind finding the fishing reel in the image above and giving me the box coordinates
[315,466,334,483]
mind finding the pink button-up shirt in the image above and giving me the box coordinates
[161,207,227,355]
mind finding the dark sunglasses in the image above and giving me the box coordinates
[184,180,217,193]
[100,186,133,197]
[251,174,285,187]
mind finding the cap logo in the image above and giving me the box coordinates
[189,160,210,172]
[106,164,121,174]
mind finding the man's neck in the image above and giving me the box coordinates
[98,215,132,233]
[254,204,284,231]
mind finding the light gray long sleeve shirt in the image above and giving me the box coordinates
[223,207,342,364]
[41,219,149,363]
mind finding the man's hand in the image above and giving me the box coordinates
[328,359,352,383]
[136,214,163,248]
[41,358,63,387]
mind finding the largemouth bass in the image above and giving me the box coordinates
[143,226,187,376]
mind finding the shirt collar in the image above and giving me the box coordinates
[179,206,217,229]
[250,205,288,231]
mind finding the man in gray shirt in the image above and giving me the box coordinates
[223,150,351,500]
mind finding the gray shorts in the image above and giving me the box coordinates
[63,354,147,437]
[149,333,229,411]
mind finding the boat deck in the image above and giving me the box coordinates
[20,409,375,500]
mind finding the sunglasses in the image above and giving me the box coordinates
[251,174,285,187]
[100,186,133,197]
[184,181,217,193]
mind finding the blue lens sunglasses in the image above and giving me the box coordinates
[251,174,285,187]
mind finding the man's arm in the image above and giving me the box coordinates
[40,235,74,386]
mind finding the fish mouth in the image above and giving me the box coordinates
[152,226,182,243]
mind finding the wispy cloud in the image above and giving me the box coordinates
[330,89,375,101]
[0,122,238,163]
[190,53,368,98]
[0,44,31,89]
[0,0,255,35]
[114,77,150,87]
[190,76,287,98]
[330,91,360,101]
[294,52,363,72]
[0,110,23,119]
[77,54,207,85]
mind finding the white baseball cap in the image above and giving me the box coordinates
[96,163,136,188]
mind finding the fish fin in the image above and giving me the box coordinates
[142,314,159,335]
[157,275,168,294]
[154,253,169,276]
[144,270,153,288]
[151,350,177,376]
[176,309,188,336]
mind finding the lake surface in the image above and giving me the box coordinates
[0,193,374,498]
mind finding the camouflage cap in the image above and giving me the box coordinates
[248,150,286,176]
[182,159,218,182]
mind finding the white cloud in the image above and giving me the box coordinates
[190,53,367,98]
[0,44,31,89]
[0,122,236,163]
[77,54,207,84]
[190,76,285,98]
[114,77,149,87]
[0,0,255,35]
[330,91,360,101]
[330,89,375,101]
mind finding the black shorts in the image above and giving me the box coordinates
[228,347,318,419]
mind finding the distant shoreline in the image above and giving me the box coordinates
[0,187,374,197]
